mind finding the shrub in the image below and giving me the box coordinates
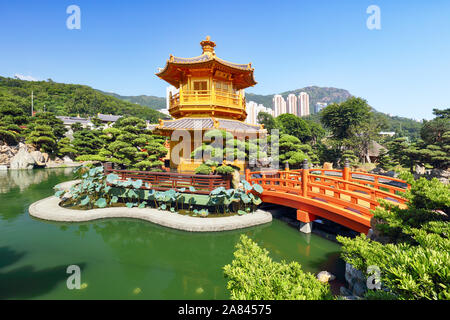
[223,235,333,300]
[337,177,450,300]
[215,165,235,175]
[195,163,212,175]
[406,177,450,212]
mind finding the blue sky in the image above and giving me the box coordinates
[0,0,449,120]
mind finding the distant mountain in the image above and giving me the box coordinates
[246,86,352,113]
[246,86,421,138]
[105,86,351,114]
[98,91,166,110]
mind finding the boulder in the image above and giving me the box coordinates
[63,155,74,163]
[30,151,46,166]
[10,147,36,169]
[370,167,386,175]
[415,164,426,175]
[352,281,368,297]
[0,144,19,165]
[429,168,450,184]
[317,271,336,283]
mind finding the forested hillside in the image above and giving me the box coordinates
[98,91,166,110]
[0,76,167,122]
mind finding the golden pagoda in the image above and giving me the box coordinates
[154,36,265,172]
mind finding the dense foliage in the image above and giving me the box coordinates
[320,97,388,164]
[191,129,268,167]
[271,134,319,167]
[337,177,450,300]
[99,90,166,110]
[76,117,167,171]
[384,109,450,170]
[0,76,167,122]
[0,104,29,145]
[223,235,333,300]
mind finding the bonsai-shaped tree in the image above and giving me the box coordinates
[96,116,167,171]
[273,134,319,168]
[0,104,29,145]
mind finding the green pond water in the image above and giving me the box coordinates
[0,168,344,299]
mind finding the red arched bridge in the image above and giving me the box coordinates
[245,163,409,234]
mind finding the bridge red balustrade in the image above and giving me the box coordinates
[245,166,409,234]
[104,167,231,195]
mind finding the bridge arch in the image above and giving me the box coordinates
[246,161,409,234]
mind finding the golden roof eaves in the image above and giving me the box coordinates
[156,54,253,76]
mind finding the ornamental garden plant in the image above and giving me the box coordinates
[337,176,450,300]
[55,164,264,217]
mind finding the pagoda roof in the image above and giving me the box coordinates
[152,117,264,134]
[156,37,257,90]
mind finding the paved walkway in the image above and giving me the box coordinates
[29,196,272,232]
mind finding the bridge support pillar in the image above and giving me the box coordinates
[297,210,315,234]
[299,222,313,234]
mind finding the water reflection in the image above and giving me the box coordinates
[0,246,86,299]
[1,169,344,299]
[0,168,74,194]
[55,218,271,299]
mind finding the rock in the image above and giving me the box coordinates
[415,164,426,175]
[63,155,74,163]
[30,151,46,166]
[370,167,386,175]
[317,271,336,283]
[0,154,9,164]
[341,295,361,300]
[9,146,36,169]
[352,281,367,297]
[42,152,49,163]
[0,144,19,165]
[429,168,450,185]
[340,286,352,296]
[323,162,333,170]
[385,170,397,178]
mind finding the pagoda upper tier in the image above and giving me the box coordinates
[156,36,256,90]
[156,37,256,121]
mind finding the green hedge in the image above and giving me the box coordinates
[223,235,333,300]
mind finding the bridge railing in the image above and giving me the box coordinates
[104,167,231,194]
[246,160,409,217]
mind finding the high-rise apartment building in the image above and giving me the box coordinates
[245,101,274,125]
[314,102,327,114]
[273,94,286,117]
[286,94,298,116]
[298,92,310,117]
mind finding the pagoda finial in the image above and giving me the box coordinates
[200,36,216,55]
